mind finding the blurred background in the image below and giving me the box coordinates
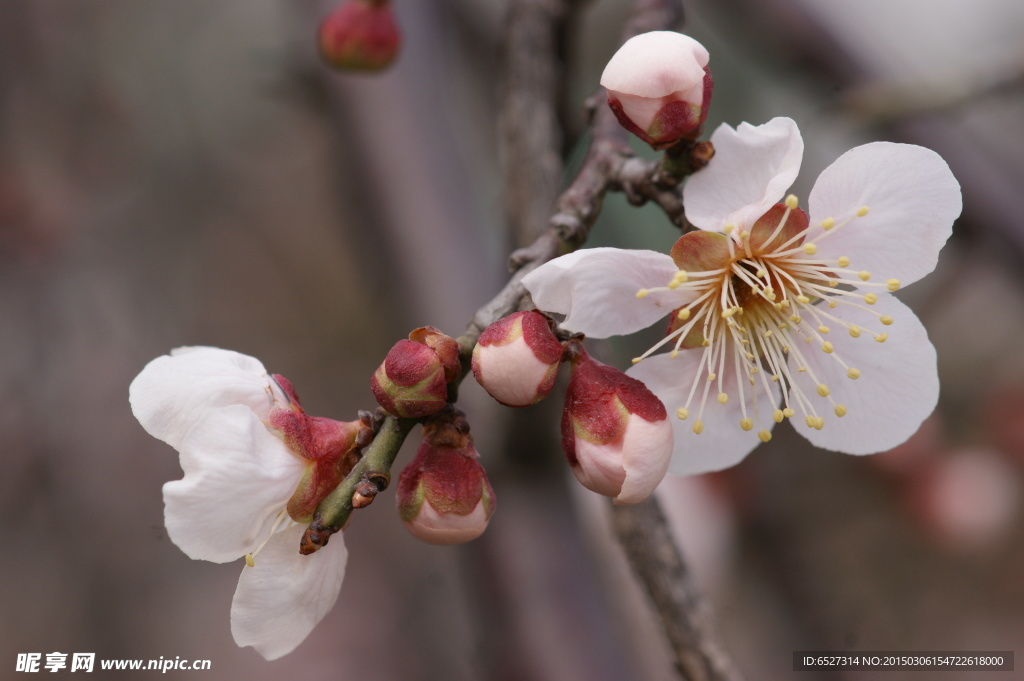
[2,0,1023,679]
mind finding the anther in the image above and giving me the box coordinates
[707,373,717,381]
[817,383,830,397]
[783,408,795,418]
[773,409,784,423]
[796,295,810,305]
[847,368,862,379]
[822,341,834,354]
[758,430,772,443]
[834,404,848,417]
[849,325,861,338]
[821,217,836,230]
[740,418,753,431]
[828,300,838,308]
[858,271,871,281]
[818,325,830,334]
[245,554,256,568]
[676,407,689,420]
[880,315,893,325]
[864,293,878,304]
[785,194,799,209]
[692,420,704,435]
[677,308,691,321]
[874,333,888,343]
[636,289,649,299]
[837,256,850,267]
[813,416,825,430]
[857,206,870,217]
[887,278,901,292]
[631,357,642,364]
[723,223,735,234]
[717,392,729,404]
[789,315,802,324]
[803,243,818,255]
[805,415,816,428]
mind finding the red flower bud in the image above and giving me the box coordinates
[562,349,673,504]
[318,0,401,72]
[396,415,496,545]
[472,311,563,407]
[371,339,448,418]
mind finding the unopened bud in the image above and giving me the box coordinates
[600,31,712,150]
[472,311,563,407]
[561,350,673,504]
[396,416,496,545]
[371,339,447,418]
[318,0,401,72]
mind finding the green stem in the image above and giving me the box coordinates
[301,415,417,553]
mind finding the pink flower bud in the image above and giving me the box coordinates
[600,31,712,150]
[472,311,563,407]
[562,349,673,504]
[318,0,401,72]
[396,416,496,545]
[371,339,448,418]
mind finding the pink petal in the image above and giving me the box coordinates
[628,351,778,476]
[600,31,709,98]
[162,405,307,563]
[617,413,674,504]
[231,523,348,660]
[683,117,803,232]
[807,142,962,287]
[522,247,688,338]
[130,346,286,449]
[795,294,939,454]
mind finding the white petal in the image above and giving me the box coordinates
[683,117,803,232]
[794,294,938,454]
[405,500,491,545]
[600,31,709,98]
[163,405,307,563]
[617,413,674,504]
[522,247,687,338]
[231,523,348,661]
[628,351,778,476]
[130,346,285,449]
[808,142,962,287]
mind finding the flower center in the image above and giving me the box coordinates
[633,195,900,441]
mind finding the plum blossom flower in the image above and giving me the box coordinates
[524,117,962,476]
[129,347,361,659]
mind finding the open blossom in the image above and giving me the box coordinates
[524,117,962,476]
[600,31,712,149]
[129,347,362,659]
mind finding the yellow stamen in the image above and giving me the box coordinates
[847,368,862,379]
[740,418,753,431]
[785,194,799,209]
[875,333,888,343]
[803,243,817,255]
[773,409,784,423]
[245,554,255,568]
[858,271,871,281]
[717,392,729,404]
[758,430,772,443]
[822,341,834,354]
[887,278,901,292]
[676,407,689,420]
[834,404,848,417]
[880,315,893,326]
[821,217,836,230]
[692,420,704,435]
[636,289,649,299]
[817,383,830,397]
[837,255,850,267]
[864,293,878,304]
[849,325,861,338]
[857,205,870,217]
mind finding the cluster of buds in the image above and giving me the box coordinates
[396,410,496,544]
[600,31,713,150]
[472,313,673,505]
[318,0,401,72]
[371,326,461,418]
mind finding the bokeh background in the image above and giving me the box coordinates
[2,0,1024,679]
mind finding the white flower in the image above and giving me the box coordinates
[129,347,352,660]
[524,117,962,476]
